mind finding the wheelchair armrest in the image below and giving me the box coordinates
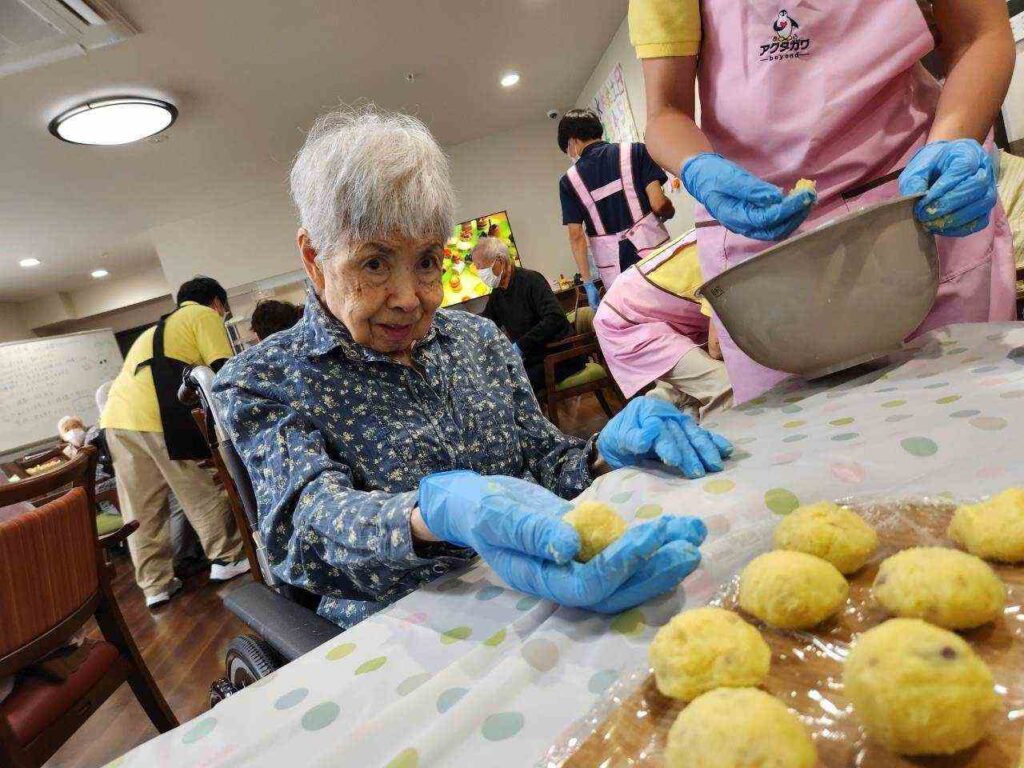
[223,581,342,662]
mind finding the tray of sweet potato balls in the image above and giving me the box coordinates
[550,490,1024,768]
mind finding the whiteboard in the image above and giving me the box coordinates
[0,330,124,454]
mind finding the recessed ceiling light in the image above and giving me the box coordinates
[500,72,521,88]
[49,97,177,146]
[91,269,110,279]
[18,258,41,268]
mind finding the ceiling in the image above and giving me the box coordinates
[0,0,626,301]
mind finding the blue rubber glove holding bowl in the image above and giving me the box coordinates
[899,139,997,237]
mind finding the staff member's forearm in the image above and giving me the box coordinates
[642,57,713,177]
[928,0,1015,143]
[567,224,592,280]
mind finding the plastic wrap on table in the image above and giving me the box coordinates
[539,498,1024,768]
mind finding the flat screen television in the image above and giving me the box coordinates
[442,211,522,307]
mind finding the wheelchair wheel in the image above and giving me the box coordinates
[225,634,278,691]
[209,677,236,707]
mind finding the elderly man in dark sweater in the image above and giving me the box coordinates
[474,238,585,394]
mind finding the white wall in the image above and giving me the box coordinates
[573,17,696,237]
[151,189,299,294]
[448,119,577,280]
[67,264,171,319]
[34,296,176,337]
[0,304,31,343]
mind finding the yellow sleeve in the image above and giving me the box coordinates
[628,0,701,59]
[191,306,235,366]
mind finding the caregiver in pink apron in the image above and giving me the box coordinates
[595,231,733,420]
[629,0,1017,403]
[558,108,676,308]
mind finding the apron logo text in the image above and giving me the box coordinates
[760,9,812,62]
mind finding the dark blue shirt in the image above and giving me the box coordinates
[559,141,668,236]
[213,289,596,628]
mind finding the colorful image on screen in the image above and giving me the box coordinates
[442,211,522,307]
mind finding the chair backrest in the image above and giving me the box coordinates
[0,449,99,673]
[180,367,321,608]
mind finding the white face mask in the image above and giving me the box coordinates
[477,262,504,289]
[65,428,86,447]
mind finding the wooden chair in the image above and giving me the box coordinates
[542,303,624,429]
[0,447,177,768]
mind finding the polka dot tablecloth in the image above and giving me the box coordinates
[108,323,1024,768]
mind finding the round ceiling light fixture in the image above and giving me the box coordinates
[91,268,109,279]
[500,71,520,88]
[18,258,41,268]
[49,97,177,146]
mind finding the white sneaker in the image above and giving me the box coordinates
[145,577,183,608]
[209,559,251,582]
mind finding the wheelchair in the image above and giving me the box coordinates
[179,366,341,706]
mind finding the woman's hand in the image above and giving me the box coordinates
[681,153,816,241]
[899,140,997,237]
[417,471,707,612]
[707,321,722,361]
[597,397,733,479]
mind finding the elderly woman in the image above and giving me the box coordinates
[214,107,733,628]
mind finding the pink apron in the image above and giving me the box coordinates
[694,0,1016,403]
[567,142,670,288]
[594,230,709,398]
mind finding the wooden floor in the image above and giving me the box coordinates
[44,394,615,768]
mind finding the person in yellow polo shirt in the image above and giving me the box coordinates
[102,276,247,607]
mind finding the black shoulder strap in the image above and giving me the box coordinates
[134,306,181,375]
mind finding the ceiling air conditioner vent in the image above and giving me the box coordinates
[0,0,136,78]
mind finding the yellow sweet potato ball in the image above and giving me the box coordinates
[738,550,848,630]
[873,547,1005,630]
[562,501,628,562]
[773,501,878,574]
[648,607,770,702]
[949,487,1024,563]
[664,688,816,768]
[844,618,999,755]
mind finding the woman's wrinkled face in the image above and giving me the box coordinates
[304,232,444,359]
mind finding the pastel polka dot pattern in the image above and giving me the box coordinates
[610,491,633,503]
[301,702,340,731]
[521,639,560,672]
[385,748,420,768]
[397,673,432,696]
[1000,390,1024,399]
[702,478,736,495]
[782,434,807,443]
[355,657,387,675]
[830,461,866,483]
[829,417,855,426]
[326,642,355,661]
[274,688,309,710]
[783,420,806,429]
[441,627,472,645]
[901,437,938,457]
[635,503,663,519]
[831,432,859,441]
[483,629,507,647]
[971,365,999,374]
[182,718,216,744]
[951,409,981,418]
[781,404,803,413]
[765,487,800,515]
[935,395,961,404]
[476,585,504,601]
[881,399,906,408]
[437,687,468,713]
[970,416,1007,431]
[516,596,540,611]
[885,414,912,423]
[588,669,619,695]
[923,382,949,389]
[481,712,525,741]
[611,608,645,636]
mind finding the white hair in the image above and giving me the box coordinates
[471,237,509,264]
[289,105,455,260]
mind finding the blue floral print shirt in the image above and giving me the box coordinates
[213,290,595,628]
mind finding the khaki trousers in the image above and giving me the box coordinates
[106,428,244,597]
[648,347,734,422]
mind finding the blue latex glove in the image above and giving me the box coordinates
[511,341,523,357]
[598,397,733,479]
[898,139,997,237]
[681,152,816,241]
[418,471,706,611]
[584,281,601,309]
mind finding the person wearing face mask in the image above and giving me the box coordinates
[101,275,248,607]
[475,237,586,395]
[214,106,735,630]
[57,416,88,458]
[558,109,676,309]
